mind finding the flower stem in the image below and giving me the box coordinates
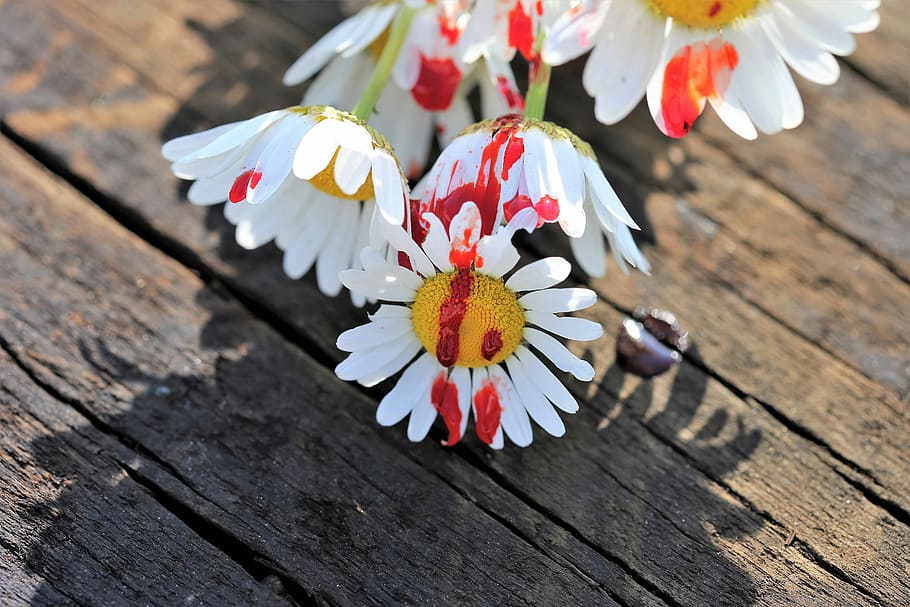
[351,6,416,121]
[524,58,551,121]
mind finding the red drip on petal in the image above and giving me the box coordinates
[660,38,738,138]
[508,0,534,60]
[496,76,525,112]
[437,268,474,367]
[411,54,462,111]
[503,194,560,228]
[431,373,462,446]
[474,382,502,445]
[229,169,262,203]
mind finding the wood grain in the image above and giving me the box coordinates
[0,0,908,604]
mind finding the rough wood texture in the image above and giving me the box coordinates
[1,0,908,605]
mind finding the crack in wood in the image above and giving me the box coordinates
[0,337,324,607]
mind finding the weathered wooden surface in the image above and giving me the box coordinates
[0,0,908,605]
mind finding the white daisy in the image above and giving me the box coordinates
[543,0,880,138]
[284,0,523,178]
[411,114,650,278]
[336,203,603,448]
[161,105,408,303]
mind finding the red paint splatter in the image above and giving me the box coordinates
[481,329,504,361]
[420,115,526,242]
[431,373,462,446]
[436,268,474,367]
[411,54,462,111]
[229,169,262,203]
[438,14,461,45]
[503,193,560,227]
[535,0,543,16]
[449,223,478,269]
[508,0,534,60]
[473,382,502,445]
[496,76,525,112]
[660,39,738,138]
[407,160,422,180]
[708,1,723,17]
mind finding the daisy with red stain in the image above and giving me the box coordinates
[283,0,523,179]
[335,203,602,448]
[543,0,880,138]
[161,106,408,304]
[411,114,650,278]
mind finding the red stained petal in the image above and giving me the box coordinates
[508,0,534,60]
[473,382,502,445]
[431,373,463,446]
[496,76,525,112]
[660,39,738,139]
[411,55,462,111]
[228,169,261,203]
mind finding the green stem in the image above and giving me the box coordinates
[351,6,416,121]
[524,59,551,121]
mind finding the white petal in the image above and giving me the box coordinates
[585,1,666,125]
[420,213,454,272]
[248,115,314,204]
[506,257,571,292]
[569,203,608,277]
[338,267,421,302]
[186,168,239,205]
[292,119,342,180]
[190,111,287,160]
[543,0,608,64]
[553,138,586,237]
[785,0,856,55]
[513,345,579,413]
[316,201,360,296]
[583,157,638,229]
[336,317,414,352]
[763,4,840,85]
[357,338,424,388]
[375,352,438,426]
[505,357,566,437]
[523,327,595,382]
[379,222,435,278]
[519,288,597,313]
[450,366,472,441]
[525,310,604,341]
[282,194,338,279]
[335,334,421,383]
[371,153,407,225]
[488,366,533,447]
[162,122,241,161]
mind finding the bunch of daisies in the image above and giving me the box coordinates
[163,0,879,448]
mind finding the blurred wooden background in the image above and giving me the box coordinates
[1,1,908,605]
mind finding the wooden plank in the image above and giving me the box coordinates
[847,0,909,103]
[3,1,908,604]
[0,358,295,606]
[0,134,884,606]
[6,0,908,510]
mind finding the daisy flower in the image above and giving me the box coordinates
[161,105,407,303]
[543,0,880,139]
[335,203,603,448]
[411,114,650,278]
[283,0,524,177]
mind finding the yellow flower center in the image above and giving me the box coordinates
[307,148,375,200]
[646,0,761,28]
[411,269,525,368]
